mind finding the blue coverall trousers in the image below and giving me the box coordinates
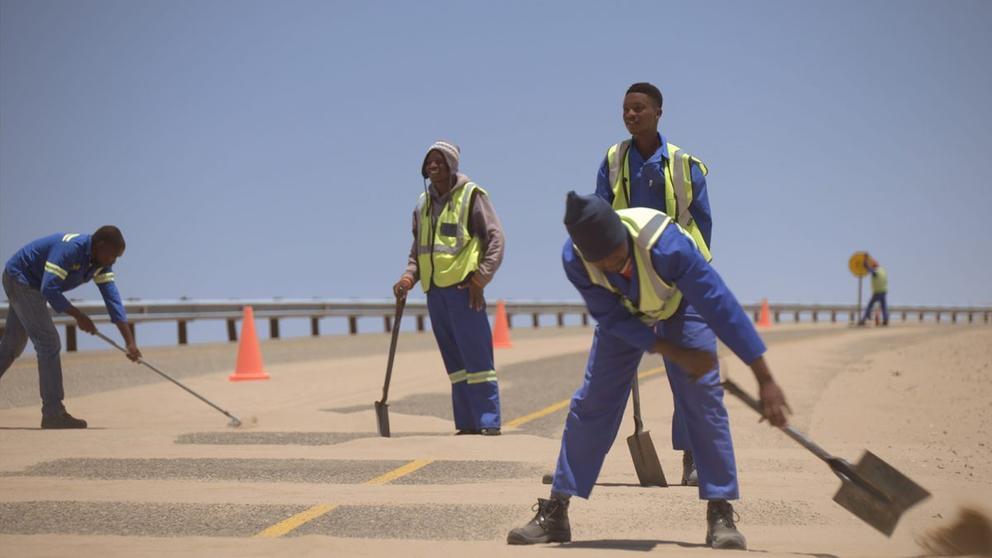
[426,286,501,430]
[551,307,739,500]
[861,293,889,324]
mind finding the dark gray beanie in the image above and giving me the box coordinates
[563,191,627,261]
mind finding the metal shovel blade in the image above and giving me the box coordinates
[374,400,390,438]
[627,429,668,487]
[626,375,667,487]
[832,450,931,536]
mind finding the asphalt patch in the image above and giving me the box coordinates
[175,431,448,446]
[391,460,545,485]
[7,458,547,485]
[292,503,524,540]
[0,501,305,537]
[6,458,410,484]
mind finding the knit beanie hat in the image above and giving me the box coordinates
[563,191,627,261]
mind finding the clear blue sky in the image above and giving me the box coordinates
[3,0,991,318]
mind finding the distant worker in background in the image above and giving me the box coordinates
[0,226,141,429]
[594,81,713,486]
[858,255,888,326]
[393,140,505,435]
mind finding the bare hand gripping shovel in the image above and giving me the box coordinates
[627,374,668,487]
[95,331,242,427]
[375,295,406,437]
[722,380,929,536]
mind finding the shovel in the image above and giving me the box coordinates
[374,295,406,437]
[626,374,668,487]
[722,380,930,536]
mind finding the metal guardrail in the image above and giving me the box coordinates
[0,298,988,351]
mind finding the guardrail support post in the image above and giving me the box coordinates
[227,319,237,342]
[532,313,540,328]
[936,312,941,323]
[384,316,392,333]
[774,311,780,323]
[506,314,513,329]
[901,311,907,322]
[968,312,973,324]
[178,320,188,345]
[581,313,588,326]
[812,311,818,323]
[793,311,800,323]
[557,312,564,327]
[919,311,924,322]
[348,316,358,335]
[66,324,77,352]
[270,318,280,339]
[416,315,425,332]
[311,317,320,337]
[830,311,836,323]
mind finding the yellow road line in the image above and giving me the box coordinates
[255,503,337,538]
[254,458,434,538]
[504,366,666,429]
[364,458,433,486]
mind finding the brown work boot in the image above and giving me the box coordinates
[507,497,571,544]
[41,411,87,429]
[706,500,746,550]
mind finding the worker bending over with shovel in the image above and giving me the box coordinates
[1,226,141,429]
[394,140,505,435]
[507,193,789,549]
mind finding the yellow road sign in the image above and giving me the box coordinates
[849,251,869,277]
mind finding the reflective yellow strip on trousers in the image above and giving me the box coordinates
[94,273,115,284]
[466,370,497,384]
[448,370,468,384]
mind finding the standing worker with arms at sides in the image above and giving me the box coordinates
[596,82,713,486]
[0,226,141,428]
[393,140,505,435]
[858,255,889,326]
[507,193,790,549]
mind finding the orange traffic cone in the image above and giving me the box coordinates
[492,300,513,349]
[756,298,772,329]
[229,306,270,381]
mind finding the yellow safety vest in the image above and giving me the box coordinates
[417,182,485,292]
[871,266,888,294]
[606,140,712,262]
[577,207,693,324]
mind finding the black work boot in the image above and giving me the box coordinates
[682,450,698,486]
[706,500,746,550]
[507,498,571,544]
[480,427,501,436]
[41,411,87,429]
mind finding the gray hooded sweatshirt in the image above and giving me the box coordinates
[403,141,505,287]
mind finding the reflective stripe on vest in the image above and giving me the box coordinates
[578,207,687,324]
[871,267,888,294]
[605,140,712,262]
[417,182,486,292]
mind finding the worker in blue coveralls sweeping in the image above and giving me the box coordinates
[393,140,505,435]
[1,226,141,428]
[507,193,790,550]
[596,82,715,486]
